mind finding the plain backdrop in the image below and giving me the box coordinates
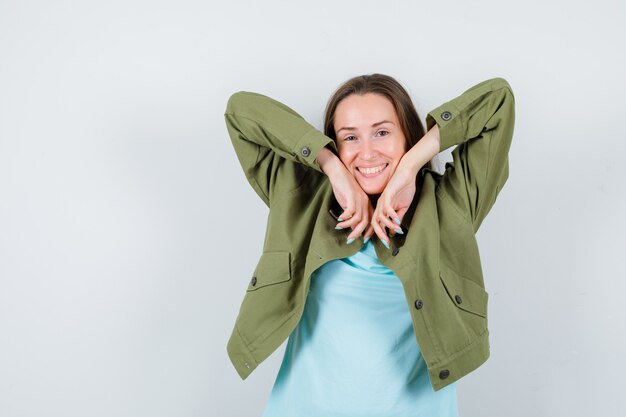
[1,0,625,416]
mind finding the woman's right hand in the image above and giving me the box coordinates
[317,148,374,244]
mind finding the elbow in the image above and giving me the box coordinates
[492,77,515,103]
[225,91,249,115]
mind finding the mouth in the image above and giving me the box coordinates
[356,163,389,178]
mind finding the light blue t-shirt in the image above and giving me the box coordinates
[262,240,459,417]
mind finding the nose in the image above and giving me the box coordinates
[359,138,378,160]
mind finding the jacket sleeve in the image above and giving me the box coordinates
[224,91,339,207]
[426,77,516,232]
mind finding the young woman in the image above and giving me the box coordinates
[224,75,516,416]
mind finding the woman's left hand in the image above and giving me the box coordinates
[371,124,440,248]
[370,161,418,248]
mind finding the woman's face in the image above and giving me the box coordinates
[333,93,408,195]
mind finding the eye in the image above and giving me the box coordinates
[344,135,357,142]
[377,130,389,137]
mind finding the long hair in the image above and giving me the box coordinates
[323,73,433,172]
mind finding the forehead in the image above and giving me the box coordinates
[334,93,398,127]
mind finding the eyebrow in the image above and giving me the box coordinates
[336,120,395,134]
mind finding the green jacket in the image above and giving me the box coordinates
[223,77,515,391]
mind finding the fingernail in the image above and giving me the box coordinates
[395,229,404,235]
[364,236,370,244]
[394,218,401,225]
[346,237,355,245]
[337,217,343,222]
[335,225,343,230]
[382,239,390,250]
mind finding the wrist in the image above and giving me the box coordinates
[400,127,440,176]
[316,147,343,177]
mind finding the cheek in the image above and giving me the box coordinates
[338,150,355,167]
[384,144,404,162]
[394,138,408,157]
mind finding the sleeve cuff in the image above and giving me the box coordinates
[293,128,338,173]
[426,100,464,153]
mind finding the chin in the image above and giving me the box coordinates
[359,182,385,196]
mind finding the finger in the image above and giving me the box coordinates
[363,204,375,241]
[376,201,399,235]
[335,213,363,232]
[372,219,391,249]
[378,216,397,236]
[335,197,358,229]
[386,206,402,229]
[386,207,397,236]
[337,212,353,222]
[395,207,408,227]
[346,195,363,229]
[371,216,391,249]
[337,204,355,223]
[363,224,374,241]
[348,193,372,240]
[347,209,369,242]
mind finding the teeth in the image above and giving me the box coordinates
[359,164,386,174]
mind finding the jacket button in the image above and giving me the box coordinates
[392,247,399,256]
[439,369,450,379]
[301,146,311,157]
[441,111,452,121]
[251,276,257,286]
[414,299,423,310]
[455,295,462,304]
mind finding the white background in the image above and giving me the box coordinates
[1,0,625,416]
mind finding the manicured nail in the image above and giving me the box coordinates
[346,237,355,245]
[394,218,401,225]
[395,229,404,235]
[337,217,343,222]
[382,239,390,250]
[364,236,370,244]
[335,225,343,230]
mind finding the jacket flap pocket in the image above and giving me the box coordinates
[247,251,292,291]
[439,265,488,318]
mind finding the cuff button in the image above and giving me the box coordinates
[301,146,311,157]
[441,111,452,121]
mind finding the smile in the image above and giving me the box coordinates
[357,163,388,177]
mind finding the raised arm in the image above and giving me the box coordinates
[426,77,516,232]
[224,91,338,207]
